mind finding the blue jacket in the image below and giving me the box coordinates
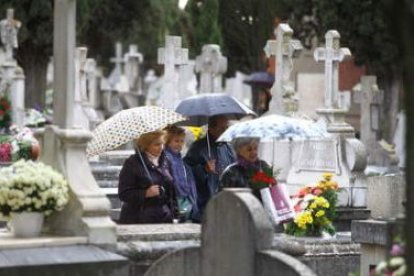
[184,133,235,215]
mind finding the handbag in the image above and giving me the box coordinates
[177,196,193,222]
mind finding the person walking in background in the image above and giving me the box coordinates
[164,125,200,222]
[118,130,177,224]
[184,115,236,217]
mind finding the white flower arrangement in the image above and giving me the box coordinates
[0,160,69,219]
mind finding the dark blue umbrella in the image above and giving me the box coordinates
[243,72,274,88]
[175,93,256,126]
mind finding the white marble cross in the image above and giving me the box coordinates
[157,36,188,109]
[0,9,21,62]
[314,30,351,109]
[110,42,124,75]
[158,36,188,78]
[194,44,227,93]
[264,23,302,115]
[53,0,76,127]
[124,44,143,92]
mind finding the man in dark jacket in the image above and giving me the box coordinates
[184,115,235,217]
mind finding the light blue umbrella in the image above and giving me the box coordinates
[217,115,329,142]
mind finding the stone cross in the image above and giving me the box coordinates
[53,0,76,127]
[75,47,88,103]
[264,23,302,114]
[84,58,98,108]
[194,44,227,93]
[124,44,143,92]
[314,30,351,109]
[0,9,21,62]
[157,36,188,109]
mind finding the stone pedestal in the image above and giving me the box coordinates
[35,125,116,246]
[287,108,368,208]
[351,219,403,276]
[367,175,405,219]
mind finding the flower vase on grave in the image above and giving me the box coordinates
[9,212,44,238]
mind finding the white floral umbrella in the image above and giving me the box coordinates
[86,106,186,156]
[217,114,329,142]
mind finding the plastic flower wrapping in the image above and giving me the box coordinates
[374,236,406,276]
[0,160,69,219]
[0,127,40,162]
[0,95,11,130]
[284,173,339,237]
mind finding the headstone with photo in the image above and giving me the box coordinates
[194,44,227,93]
[157,36,188,109]
[264,23,302,115]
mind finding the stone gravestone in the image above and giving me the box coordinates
[359,75,399,168]
[287,31,368,212]
[145,189,315,276]
[0,9,25,128]
[121,44,144,107]
[194,44,227,93]
[264,23,302,115]
[157,36,188,109]
[73,47,102,130]
[177,59,197,100]
[259,23,302,183]
[392,110,405,169]
[35,0,116,245]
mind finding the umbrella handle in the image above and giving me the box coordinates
[207,131,211,158]
[137,150,153,183]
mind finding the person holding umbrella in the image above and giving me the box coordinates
[184,115,236,217]
[118,130,177,224]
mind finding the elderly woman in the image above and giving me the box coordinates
[219,137,272,201]
[118,130,176,224]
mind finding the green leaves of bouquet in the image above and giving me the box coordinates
[0,160,70,219]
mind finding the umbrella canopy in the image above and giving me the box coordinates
[175,93,256,126]
[217,114,329,142]
[86,106,186,156]
[243,72,274,88]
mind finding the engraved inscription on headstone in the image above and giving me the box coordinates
[293,140,340,173]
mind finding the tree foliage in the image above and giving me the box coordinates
[217,0,279,75]
[185,0,222,58]
[275,0,400,78]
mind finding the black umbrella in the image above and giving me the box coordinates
[175,93,256,126]
[243,72,274,88]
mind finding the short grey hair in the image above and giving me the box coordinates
[231,137,260,153]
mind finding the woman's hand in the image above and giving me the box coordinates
[145,185,160,198]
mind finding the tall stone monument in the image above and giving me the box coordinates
[157,36,188,109]
[0,9,25,128]
[37,0,116,245]
[194,44,227,93]
[264,23,302,115]
[287,30,368,208]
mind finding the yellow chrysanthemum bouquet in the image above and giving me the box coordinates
[285,173,339,237]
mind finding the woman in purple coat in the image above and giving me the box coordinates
[118,130,177,224]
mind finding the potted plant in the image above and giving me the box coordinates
[0,160,69,237]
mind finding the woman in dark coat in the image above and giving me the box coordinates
[219,137,272,201]
[118,130,177,224]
